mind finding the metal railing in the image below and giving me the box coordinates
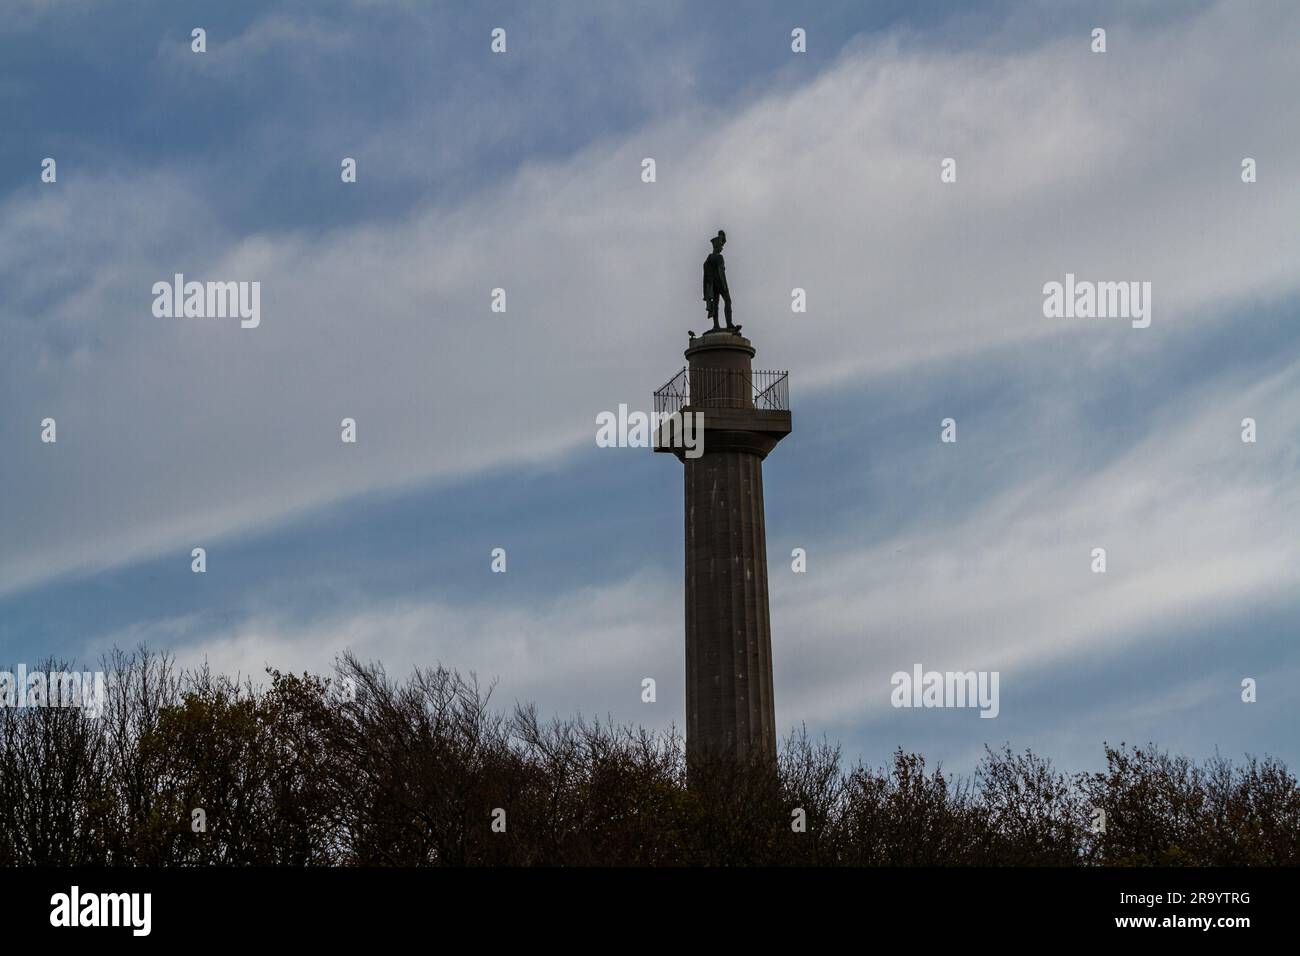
[654,367,789,417]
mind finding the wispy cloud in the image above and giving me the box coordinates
[5,1,1298,596]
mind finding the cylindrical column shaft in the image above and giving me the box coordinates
[684,448,777,764]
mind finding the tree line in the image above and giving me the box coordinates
[2,647,1296,866]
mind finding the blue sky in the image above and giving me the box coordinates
[2,0,1298,774]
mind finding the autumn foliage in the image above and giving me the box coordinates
[2,648,1296,866]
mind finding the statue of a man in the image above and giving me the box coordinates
[702,230,740,333]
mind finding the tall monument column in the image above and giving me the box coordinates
[655,329,792,766]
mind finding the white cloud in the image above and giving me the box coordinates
[128,567,682,729]
[770,356,1300,729]
[4,0,1299,607]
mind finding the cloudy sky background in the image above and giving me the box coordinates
[2,0,1298,773]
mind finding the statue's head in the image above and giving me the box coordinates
[711,229,726,251]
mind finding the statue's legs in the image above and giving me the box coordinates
[720,290,733,327]
[706,296,720,329]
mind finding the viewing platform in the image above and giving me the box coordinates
[652,331,792,459]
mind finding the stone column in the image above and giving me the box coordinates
[660,332,792,766]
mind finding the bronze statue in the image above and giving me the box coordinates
[702,230,740,334]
